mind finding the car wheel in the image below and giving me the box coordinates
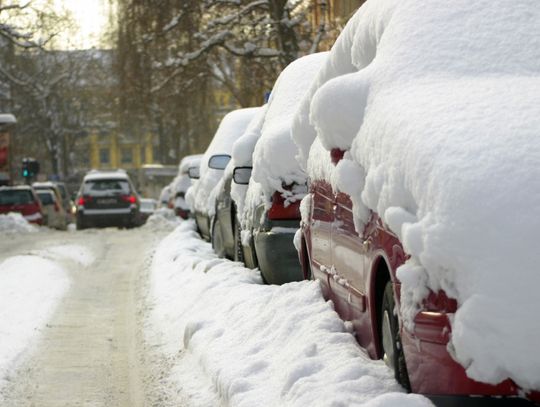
[76,218,85,230]
[211,217,226,258]
[233,217,244,263]
[381,281,411,390]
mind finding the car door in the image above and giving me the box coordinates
[331,191,368,327]
[309,180,334,294]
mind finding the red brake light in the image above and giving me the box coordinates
[121,195,137,204]
[268,191,301,220]
[78,197,85,206]
[423,290,458,313]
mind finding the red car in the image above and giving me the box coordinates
[0,185,44,225]
[297,149,539,404]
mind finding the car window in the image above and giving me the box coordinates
[56,184,68,200]
[83,179,130,194]
[0,190,34,205]
[37,192,55,205]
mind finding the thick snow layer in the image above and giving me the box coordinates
[295,0,540,391]
[189,108,261,217]
[145,221,432,407]
[0,254,70,392]
[0,213,39,234]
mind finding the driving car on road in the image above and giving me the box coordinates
[75,170,140,229]
[0,185,43,225]
[32,182,69,229]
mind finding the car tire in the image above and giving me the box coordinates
[76,217,86,230]
[233,217,244,263]
[211,217,226,258]
[381,281,411,391]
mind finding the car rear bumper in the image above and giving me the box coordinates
[78,208,136,227]
[254,227,303,285]
[403,311,539,404]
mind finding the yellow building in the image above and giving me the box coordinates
[87,132,158,171]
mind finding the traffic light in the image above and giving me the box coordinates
[22,158,39,179]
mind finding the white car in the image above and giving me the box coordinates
[35,189,67,230]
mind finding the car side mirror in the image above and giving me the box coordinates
[233,167,252,185]
[331,148,345,165]
[208,154,231,170]
[188,166,200,180]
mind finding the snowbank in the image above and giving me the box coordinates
[143,208,181,231]
[294,0,540,391]
[0,254,70,392]
[0,212,39,234]
[189,107,261,218]
[145,221,432,407]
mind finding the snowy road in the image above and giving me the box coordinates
[0,227,168,406]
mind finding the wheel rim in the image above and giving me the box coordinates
[382,309,395,369]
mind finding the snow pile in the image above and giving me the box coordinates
[145,221,432,407]
[240,53,328,229]
[0,212,39,234]
[0,254,70,392]
[188,107,261,218]
[294,0,540,391]
[143,208,181,231]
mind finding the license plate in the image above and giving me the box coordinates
[98,198,116,205]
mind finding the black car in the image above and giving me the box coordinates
[75,170,140,229]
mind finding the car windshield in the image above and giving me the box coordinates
[83,179,130,194]
[0,189,34,205]
[37,192,55,205]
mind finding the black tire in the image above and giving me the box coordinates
[76,217,85,230]
[381,281,411,390]
[233,217,244,263]
[211,217,226,258]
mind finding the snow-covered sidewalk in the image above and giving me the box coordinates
[145,220,432,407]
[0,244,94,395]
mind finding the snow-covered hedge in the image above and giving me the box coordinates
[293,0,540,391]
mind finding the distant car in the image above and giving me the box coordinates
[188,108,261,241]
[52,181,74,223]
[171,154,202,219]
[138,198,157,224]
[75,170,140,229]
[158,185,173,209]
[0,185,44,225]
[36,189,67,230]
[32,182,68,229]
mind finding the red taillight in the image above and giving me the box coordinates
[268,191,301,220]
[121,195,137,204]
[78,197,85,206]
[423,290,458,313]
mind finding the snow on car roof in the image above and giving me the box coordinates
[178,154,203,174]
[83,170,130,181]
[296,0,540,391]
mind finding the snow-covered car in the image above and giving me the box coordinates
[32,182,69,229]
[158,185,173,209]
[188,108,260,241]
[35,189,67,230]
[293,0,540,403]
[171,154,202,219]
[212,107,267,261]
[232,53,327,285]
[0,185,44,225]
[75,170,140,229]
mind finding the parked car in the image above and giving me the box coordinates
[171,154,202,219]
[75,170,140,229]
[231,53,328,284]
[292,0,540,403]
[35,189,67,230]
[0,185,44,225]
[138,198,157,224]
[188,107,261,241]
[53,181,74,223]
[158,185,173,209]
[32,182,69,229]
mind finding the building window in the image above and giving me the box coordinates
[121,147,133,164]
[99,148,110,165]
